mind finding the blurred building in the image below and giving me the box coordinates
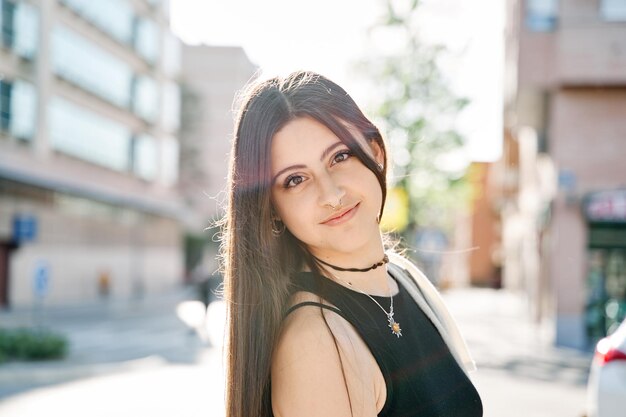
[0,0,183,307]
[502,0,626,349]
[179,45,256,281]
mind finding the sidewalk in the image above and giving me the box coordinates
[444,288,592,384]
[0,285,209,398]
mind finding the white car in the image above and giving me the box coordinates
[587,319,626,417]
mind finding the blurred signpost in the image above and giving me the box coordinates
[34,261,50,299]
[33,260,50,327]
[12,213,50,325]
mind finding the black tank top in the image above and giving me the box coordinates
[285,268,483,417]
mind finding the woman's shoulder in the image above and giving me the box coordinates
[277,291,343,349]
[271,291,383,416]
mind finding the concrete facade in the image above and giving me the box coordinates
[0,0,184,307]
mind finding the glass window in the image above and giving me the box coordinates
[161,81,180,133]
[52,25,133,108]
[585,248,626,345]
[601,0,626,21]
[1,0,39,59]
[131,75,159,123]
[60,0,134,44]
[10,79,37,140]
[0,0,38,59]
[1,0,16,49]
[133,17,159,64]
[132,134,158,181]
[162,31,181,77]
[160,136,179,186]
[0,79,11,131]
[49,97,132,171]
[525,0,558,32]
[2,1,39,59]
[13,1,38,59]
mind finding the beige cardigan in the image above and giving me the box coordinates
[387,251,477,374]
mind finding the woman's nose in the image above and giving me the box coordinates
[318,173,346,209]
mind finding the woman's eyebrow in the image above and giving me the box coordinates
[319,141,344,162]
[272,164,306,185]
[271,141,346,185]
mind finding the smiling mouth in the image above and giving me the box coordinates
[321,203,360,225]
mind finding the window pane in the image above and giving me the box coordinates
[10,79,37,140]
[13,1,38,59]
[525,0,558,32]
[1,0,16,49]
[133,134,158,181]
[132,75,159,122]
[162,31,181,77]
[49,97,132,171]
[60,0,134,44]
[0,80,11,131]
[601,0,626,21]
[52,25,133,108]
[134,17,159,63]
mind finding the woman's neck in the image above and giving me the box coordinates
[324,265,395,297]
[309,243,396,297]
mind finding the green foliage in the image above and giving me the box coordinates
[0,327,68,363]
[357,0,471,233]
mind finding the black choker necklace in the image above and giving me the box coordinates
[315,254,389,272]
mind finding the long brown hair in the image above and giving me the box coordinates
[222,71,388,417]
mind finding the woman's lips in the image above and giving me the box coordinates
[321,203,360,226]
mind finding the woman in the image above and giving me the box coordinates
[221,70,482,417]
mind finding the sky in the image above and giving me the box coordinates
[169,0,503,163]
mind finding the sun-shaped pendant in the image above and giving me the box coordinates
[390,321,402,337]
[388,316,402,338]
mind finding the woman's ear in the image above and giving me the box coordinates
[369,140,385,168]
[269,205,281,222]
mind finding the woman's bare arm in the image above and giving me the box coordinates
[271,306,380,417]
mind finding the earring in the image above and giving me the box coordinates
[376,163,384,172]
[271,218,285,236]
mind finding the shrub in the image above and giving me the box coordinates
[0,328,68,362]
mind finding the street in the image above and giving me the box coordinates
[0,287,592,416]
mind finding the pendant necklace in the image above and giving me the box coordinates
[344,279,403,338]
[313,254,402,338]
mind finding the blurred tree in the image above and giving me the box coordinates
[357,0,471,236]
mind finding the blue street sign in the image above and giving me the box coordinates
[558,170,576,192]
[12,214,38,243]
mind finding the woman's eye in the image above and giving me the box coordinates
[332,150,352,164]
[284,175,304,188]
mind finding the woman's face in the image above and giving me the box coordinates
[270,117,384,259]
